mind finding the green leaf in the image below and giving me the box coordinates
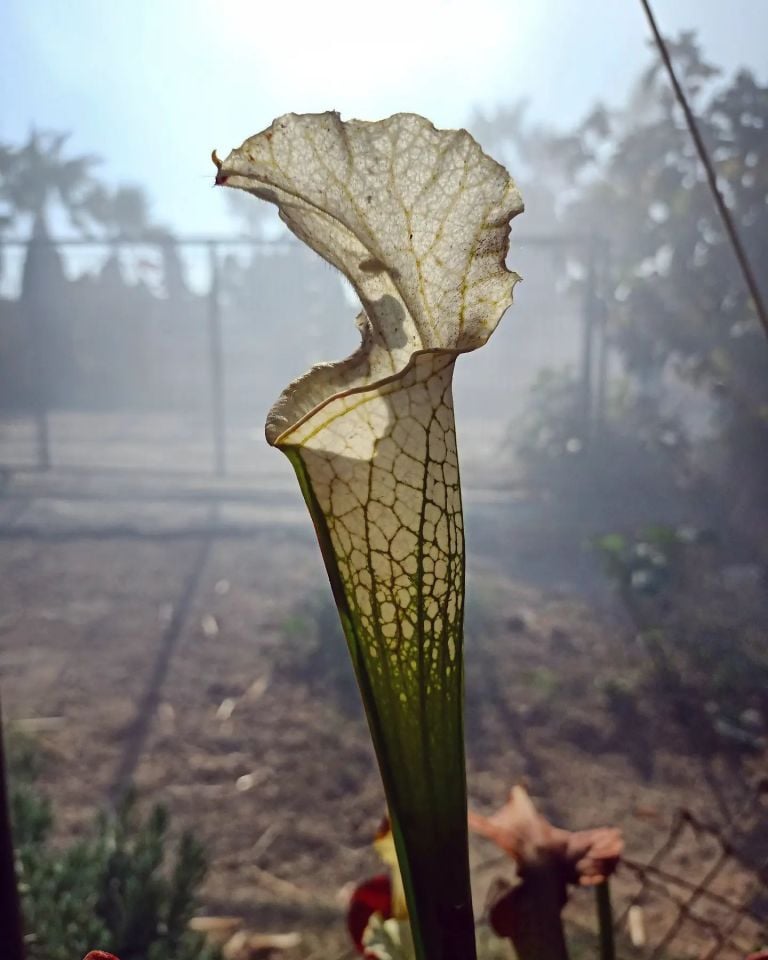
[595,533,627,555]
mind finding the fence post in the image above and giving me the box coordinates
[26,233,51,471]
[207,242,226,477]
[33,386,51,470]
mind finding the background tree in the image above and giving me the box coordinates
[477,34,768,554]
[82,184,152,240]
[0,129,102,236]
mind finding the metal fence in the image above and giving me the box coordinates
[0,232,611,485]
[614,779,768,958]
[1,236,292,479]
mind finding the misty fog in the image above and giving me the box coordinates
[1,3,767,959]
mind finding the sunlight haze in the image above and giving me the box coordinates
[1,0,766,235]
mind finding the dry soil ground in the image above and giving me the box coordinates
[0,439,766,958]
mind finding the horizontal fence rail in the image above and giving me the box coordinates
[0,232,609,486]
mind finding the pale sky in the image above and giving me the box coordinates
[2,0,766,237]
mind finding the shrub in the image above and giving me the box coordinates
[8,734,218,960]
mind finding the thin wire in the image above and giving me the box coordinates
[638,0,768,341]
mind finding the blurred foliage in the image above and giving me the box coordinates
[478,33,768,552]
[593,524,768,754]
[512,367,689,524]
[0,129,157,240]
[0,130,101,231]
[0,128,202,413]
[8,732,219,960]
[593,523,710,598]
[0,125,352,418]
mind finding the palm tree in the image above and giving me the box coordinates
[81,183,151,240]
[0,131,103,446]
[0,129,102,236]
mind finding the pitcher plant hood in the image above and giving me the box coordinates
[214,111,523,445]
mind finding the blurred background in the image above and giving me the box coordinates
[1,2,767,958]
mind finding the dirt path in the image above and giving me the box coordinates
[0,483,765,957]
